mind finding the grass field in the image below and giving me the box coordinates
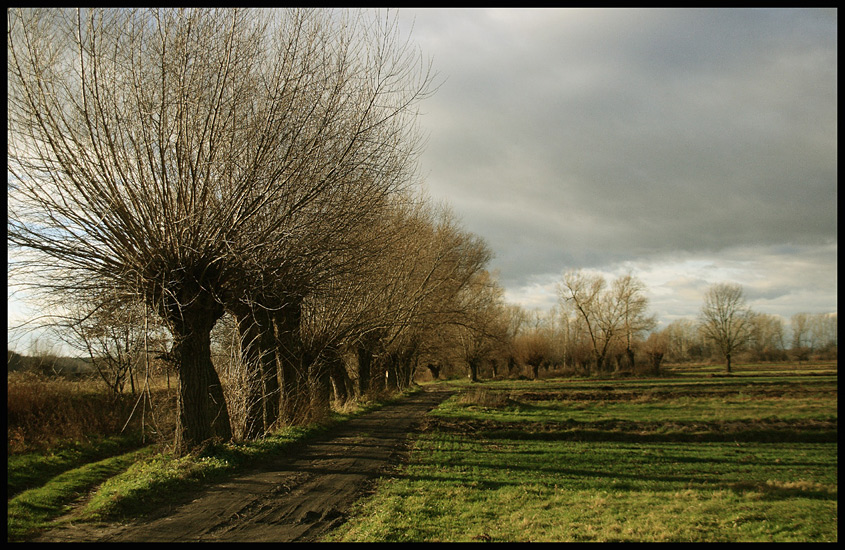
[325,362,838,542]
[6,361,837,542]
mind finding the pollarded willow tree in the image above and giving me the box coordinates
[226,10,436,431]
[295,197,493,404]
[351,202,494,392]
[8,7,434,454]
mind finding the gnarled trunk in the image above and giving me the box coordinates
[259,313,281,431]
[167,290,231,455]
[467,357,481,383]
[328,348,354,406]
[274,300,307,425]
[234,304,283,438]
[356,344,372,397]
[306,350,332,424]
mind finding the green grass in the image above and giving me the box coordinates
[7,446,157,541]
[325,364,838,542]
[7,368,836,542]
[81,423,327,521]
[8,433,147,498]
[7,423,340,542]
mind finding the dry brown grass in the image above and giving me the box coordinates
[456,388,516,409]
[7,371,176,454]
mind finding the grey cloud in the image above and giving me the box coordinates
[400,8,836,319]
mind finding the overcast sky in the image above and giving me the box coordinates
[397,7,837,325]
[6,8,837,353]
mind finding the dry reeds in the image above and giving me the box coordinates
[7,372,176,454]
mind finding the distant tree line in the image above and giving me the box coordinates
[420,273,836,381]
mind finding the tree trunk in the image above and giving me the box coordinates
[370,357,387,395]
[329,354,353,406]
[649,351,663,374]
[389,346,416,391]
[725,353,732,374]
[307,351,332,423]
[357,336,387,397]
[468,358,480,382]
[355,334,382,397]
[258,312,281,431]
[507,356,517,376]
[593,352,604,375]
[401,353,417,389]
[427,363,440,380]
[169,293,231,455]
[356,344,372,397]
[274,300,307,425]
[234,309,267,441]
[206,356,232,442]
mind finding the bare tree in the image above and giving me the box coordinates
[698,283,753,373]
[222,9,436,431]
[557,270,654,373]
[790,312,838,361]
[447,270,508,382]
[789,312,812,361]
[333,200,492,394]
[558,271,609,372]
[659,318,706,363]
[514,327,552,380]
[808,313,837,356]
[57,292,164,396]
[612,273,657,369]
[642,330,669,373]
[8,8,434,453]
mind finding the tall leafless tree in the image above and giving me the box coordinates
[333,200,492,395]
[446,270,507,382]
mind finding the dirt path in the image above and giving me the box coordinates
[34,385,454,543]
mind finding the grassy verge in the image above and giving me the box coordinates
[8,433,148,498]
[8,424,339,542]
[325,365,837,542]
[81,423,330,521]
[7,446,157,541]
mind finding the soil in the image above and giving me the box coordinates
[33,384,455,543]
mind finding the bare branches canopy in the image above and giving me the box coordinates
[8,7,437,454]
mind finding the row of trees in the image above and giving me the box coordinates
[649,310,837,368]
[8,7,480,454]
[15,269,836,392]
